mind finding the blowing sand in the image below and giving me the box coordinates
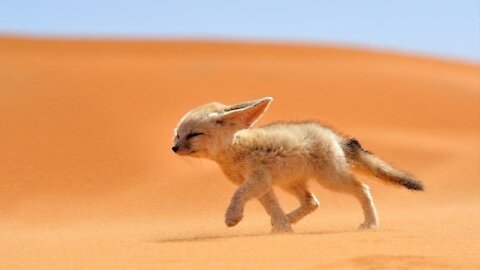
[0,36,479,269]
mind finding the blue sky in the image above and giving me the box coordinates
[1,1,479,61]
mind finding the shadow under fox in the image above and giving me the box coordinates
[172,97,423,233]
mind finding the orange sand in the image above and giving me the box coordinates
[0,36,479,269]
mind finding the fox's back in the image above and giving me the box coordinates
[235,121,342,150]
[260,121,341,144]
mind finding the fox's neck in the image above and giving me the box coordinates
[211,144,235,162]
[206,130,239,163]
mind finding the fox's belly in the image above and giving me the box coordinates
[254,154,315,185]
[267,162,312,186]
[219,156,312,186]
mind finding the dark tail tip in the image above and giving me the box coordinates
[346,138,362,150]
[403,178,424,191]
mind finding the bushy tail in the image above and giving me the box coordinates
[343,139,424,191]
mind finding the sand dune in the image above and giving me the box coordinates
[0,36,479,269]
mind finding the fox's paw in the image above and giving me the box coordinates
[271,217,293,234]
[225,209,243,227]
[271,225,293,234]
[358,222,378,231]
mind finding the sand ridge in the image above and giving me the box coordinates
[0,36,479,269]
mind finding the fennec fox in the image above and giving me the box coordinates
[172,97,423,233]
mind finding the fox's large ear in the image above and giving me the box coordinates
[217,97,273,127]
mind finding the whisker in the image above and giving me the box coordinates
[182,156,193,167]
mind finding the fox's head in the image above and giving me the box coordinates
[172,97,273,159]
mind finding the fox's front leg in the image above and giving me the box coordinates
[258,191,293,233]
[225,170,271,227]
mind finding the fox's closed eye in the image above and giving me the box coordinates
[186,132,204,139]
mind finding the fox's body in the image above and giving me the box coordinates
[172,97,423,232]
[218,122,347,186]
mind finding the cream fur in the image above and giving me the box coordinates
[172,97,422,233]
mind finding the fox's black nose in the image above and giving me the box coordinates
[172,146,179,153]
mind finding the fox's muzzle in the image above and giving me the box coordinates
[171,142,192,155]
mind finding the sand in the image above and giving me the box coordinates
[0,36,479,269]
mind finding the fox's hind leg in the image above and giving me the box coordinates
[316,172,379,230]
[281,184,319,224]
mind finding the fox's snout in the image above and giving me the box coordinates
[171,141,192,155]
[171,143,185,154]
